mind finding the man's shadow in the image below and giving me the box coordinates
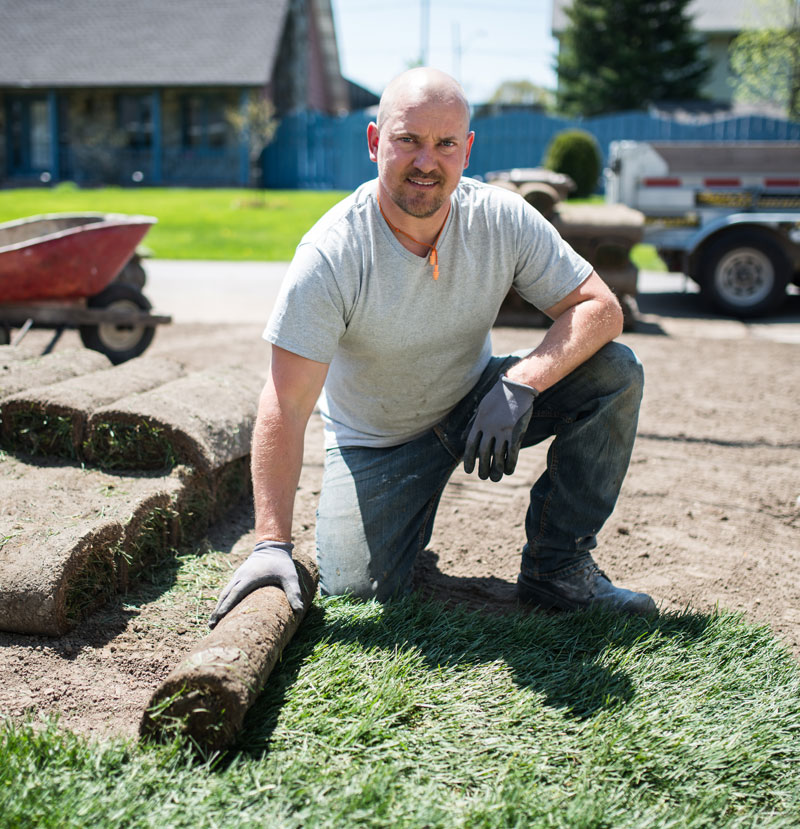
[233,550,713,760]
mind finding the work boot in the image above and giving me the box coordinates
[518,560,657,616]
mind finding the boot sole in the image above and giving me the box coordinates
[517,581,587,612]
[518,580,658,616]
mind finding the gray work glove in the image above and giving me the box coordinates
[209,540,304,628]
[463,375,539,482]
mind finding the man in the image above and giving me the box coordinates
[210,67,655,627]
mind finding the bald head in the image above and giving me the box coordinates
[377,68,471,132]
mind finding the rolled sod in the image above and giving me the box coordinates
[0,348,110,402]
[85,365,264,473]
[0,344,39,365]
[0,356,186,459]
[139,546,318,752]
[0,453,189,635]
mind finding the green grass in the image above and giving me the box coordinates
[86,420,179,471]
[0,185,348,261]
[2,409,77,460]
[1,186,667,268]
[2,594,799,828]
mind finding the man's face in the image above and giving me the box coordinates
[368,97,474,220]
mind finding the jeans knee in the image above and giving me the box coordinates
[319,567,407,603]
[319,571,378,601]
[597,342,644,400]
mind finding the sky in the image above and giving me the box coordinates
[330,0,559,106]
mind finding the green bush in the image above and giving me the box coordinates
[543,129,602,198]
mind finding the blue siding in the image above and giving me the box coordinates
[262,110,800,191]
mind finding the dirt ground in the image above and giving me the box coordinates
[1,288,799,741]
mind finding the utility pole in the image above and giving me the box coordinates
[452,21,461,81]
[419,0,430,65]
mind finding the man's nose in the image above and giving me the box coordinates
[413,143,437,173]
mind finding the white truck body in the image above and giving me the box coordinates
[605,141,800,316]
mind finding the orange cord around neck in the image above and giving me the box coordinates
[377,194,449,281]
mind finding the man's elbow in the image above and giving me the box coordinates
[605,293,625,339]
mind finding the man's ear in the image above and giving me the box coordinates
[367,122,379,163]
[463,131,475,170]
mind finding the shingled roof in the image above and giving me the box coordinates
[0,0,290,88]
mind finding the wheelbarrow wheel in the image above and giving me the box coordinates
[79,283,155,364]
[115,255,147,290]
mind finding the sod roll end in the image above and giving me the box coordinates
[139,547,318,751]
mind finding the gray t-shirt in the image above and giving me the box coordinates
[264,176,593,449]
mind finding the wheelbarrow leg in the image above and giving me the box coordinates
[9,318,34,347]
[42,324,65,355]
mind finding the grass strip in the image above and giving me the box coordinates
[64,536,120,626]
[3,408,77,459]
[1,596,799,827]
[87,420,178,471]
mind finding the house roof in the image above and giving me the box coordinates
[552,0,768,36]
[0,0,291,88]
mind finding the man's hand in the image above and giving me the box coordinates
[209,540,304,628]
[463,375,538,482]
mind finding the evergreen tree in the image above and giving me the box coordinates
[556,0,711,116]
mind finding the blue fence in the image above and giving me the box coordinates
[262,109,800,191]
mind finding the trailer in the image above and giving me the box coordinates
[605,141,800,316]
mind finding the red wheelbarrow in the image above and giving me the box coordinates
[0,213,171,364]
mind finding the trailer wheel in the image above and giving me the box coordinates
[79,283,155,364]
[0,324,9,346]
[699,231,790,317]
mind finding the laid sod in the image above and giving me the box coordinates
[2,596,798,827]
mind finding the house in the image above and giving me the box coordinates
[551,0,770,108]
[0,0,352,187]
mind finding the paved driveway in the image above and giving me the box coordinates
[143,260,800,344]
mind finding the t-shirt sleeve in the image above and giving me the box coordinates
[511,201,594,311]
[263,243,348,364]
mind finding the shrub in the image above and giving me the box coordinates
[543,129,602,198]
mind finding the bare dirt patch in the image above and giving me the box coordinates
[1,307,798,741]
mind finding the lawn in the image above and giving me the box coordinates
[0,186,348,261]
[2,592,798,827]
[0,186,666,269]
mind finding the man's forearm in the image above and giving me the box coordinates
[506,280,623,392]
[251,389,308,543]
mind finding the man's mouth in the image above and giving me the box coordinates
[407,176,440,187]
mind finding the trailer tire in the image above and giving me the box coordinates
[0,324,9,346]
[79,283,155,364]
[699,231,790,318]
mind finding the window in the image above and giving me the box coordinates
[181,94,227,152]
[118,94,153,150]
[6,96,51,173]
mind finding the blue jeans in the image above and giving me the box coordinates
[316,342,644,600]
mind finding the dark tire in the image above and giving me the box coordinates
[0,324,9,346]
[115,257,147,290]
[79,283,155,364]
[699,231,790,317]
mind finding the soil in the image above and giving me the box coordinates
[1,293,799,742]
